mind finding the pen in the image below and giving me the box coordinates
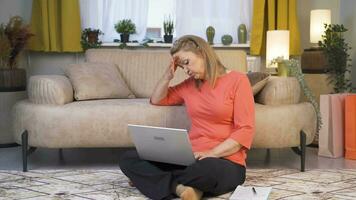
[252,187,257,194]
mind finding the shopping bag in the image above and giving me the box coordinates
[318,94,349,158]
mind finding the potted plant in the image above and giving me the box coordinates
[318,24,352,93]
[80,28,104,51]
[0,16,33,91]
[114,19,136,43]
[163,16,174,43]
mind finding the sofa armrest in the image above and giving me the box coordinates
[255,76,301,105]
[28,75,74,105]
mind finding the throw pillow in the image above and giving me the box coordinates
[246,72,270,95]
[64,62,135,100]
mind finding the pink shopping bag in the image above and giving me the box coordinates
[318,94,349,158]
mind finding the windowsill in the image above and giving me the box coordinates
[101,42,250,48]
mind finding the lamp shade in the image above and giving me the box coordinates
[310,9,331,44]
[266,30,289,68]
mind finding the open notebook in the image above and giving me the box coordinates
[229,186,272,200]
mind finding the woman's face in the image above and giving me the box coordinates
[173,50,205,80]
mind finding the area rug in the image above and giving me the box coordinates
[1,168,356,199]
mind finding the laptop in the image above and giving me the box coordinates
[127,124,196,166]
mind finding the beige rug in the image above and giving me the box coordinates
[1,168,356,199]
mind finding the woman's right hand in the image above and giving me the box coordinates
[163,57,179,81]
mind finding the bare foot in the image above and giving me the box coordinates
[176,184,203,200]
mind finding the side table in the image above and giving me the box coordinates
[0,91,27,147]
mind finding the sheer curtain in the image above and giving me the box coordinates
[175,0,252,44]
[80,0,149,42]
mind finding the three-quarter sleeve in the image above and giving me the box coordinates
[150,78,190,106]
[229,75,255,149]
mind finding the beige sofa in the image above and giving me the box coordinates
[12,49,316,171]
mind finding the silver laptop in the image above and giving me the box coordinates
[127,124,196,166]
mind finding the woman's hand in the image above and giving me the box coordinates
[163,56,180,81]
[194,151,218,160]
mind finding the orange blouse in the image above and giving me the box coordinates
[151,71,255,166]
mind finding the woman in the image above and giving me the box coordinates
[119,35,255,200]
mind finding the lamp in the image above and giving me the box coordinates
[266,30,290,76]
[310,9,331,46]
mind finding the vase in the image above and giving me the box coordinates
[221,34,233,45]
[238,24,247,44]
[120,34,130,43]
[206,26,215,45]
[277,62,290,77]
[0,68,26,92]
[164,35,173,43]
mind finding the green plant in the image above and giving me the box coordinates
[163,16,174,35]
[0,16,33,69]
[114,19,136,34]
[80,28,104,51]
[272,58,322,133]
[318,24,352,93]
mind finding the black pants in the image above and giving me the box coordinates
[119,150,246,200]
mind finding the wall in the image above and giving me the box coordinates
[298,0,356,90]
[340,0,356,90]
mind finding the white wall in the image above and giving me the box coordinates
[298,0,356,90]
[340,0,356,90]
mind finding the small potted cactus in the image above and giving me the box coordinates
[163,16,174,43]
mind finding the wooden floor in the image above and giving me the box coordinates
[1,146,356,171]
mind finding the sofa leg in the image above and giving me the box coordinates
[21,130,37,172]
[300,131,306,172]
[22,130,28,172]
[59,148,64,162]
[291,131,306,172]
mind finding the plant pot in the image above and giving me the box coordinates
[277,62,290,77]
[0,68,26,92]
[88,31,99,44]
[164,35,173,43]
[120,34,130,43]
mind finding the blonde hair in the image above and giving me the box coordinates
[170,35,226,88]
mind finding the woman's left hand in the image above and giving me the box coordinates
[194,151,218,160]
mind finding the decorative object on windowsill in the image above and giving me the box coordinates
[0,16,33,92]
[221,34,233,45]
[318,24,352,93]
[206,26,215,45]
[80,28,103,51]
[266,30,289,76]
[237,24,247,44]
[163,16,174,43]
[114,19,136,44]
[271,57,322,133]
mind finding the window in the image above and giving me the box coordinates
[146,0,175,40]
[80,0,252,43]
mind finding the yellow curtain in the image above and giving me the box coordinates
[29,0,82,52]
[250,0,301,56]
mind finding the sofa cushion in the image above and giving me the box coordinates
[64,62,135,100]
[256,76,301,105]
[246,72,270,95]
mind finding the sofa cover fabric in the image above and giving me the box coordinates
[12,99,315,148]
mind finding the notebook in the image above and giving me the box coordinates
[229,186,272,200]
